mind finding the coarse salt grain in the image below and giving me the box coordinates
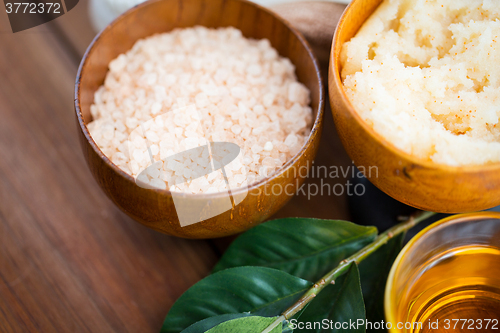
[88,26,312,193]
[284,134,298,148]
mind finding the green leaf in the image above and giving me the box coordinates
[161,267,312,333]
[181,314,252,333]
[205,316,281,333]
[359,234,404,332]
[282,323,294,333]
[294,264,366,333]
[213,218,377,281]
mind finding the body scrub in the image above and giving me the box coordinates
[341,0,500,166]
[88,27,312,193]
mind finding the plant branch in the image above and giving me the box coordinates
[261,210,436,333]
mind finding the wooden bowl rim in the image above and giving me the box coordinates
[331,0,500,174]
[75,0,324,199]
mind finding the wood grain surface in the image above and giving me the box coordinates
[0,1,349,332]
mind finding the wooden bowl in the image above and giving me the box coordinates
[328,0,500,214]
[75,0,324,239]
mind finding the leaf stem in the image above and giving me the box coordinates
[262,210,436,332]
[261,315,286,333]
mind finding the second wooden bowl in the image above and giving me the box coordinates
[329,0,500,213]
[75,0,324,238]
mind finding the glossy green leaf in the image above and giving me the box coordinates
[161,267,312,333]
[182,313,294,333]
[205,316,281,333]
[213,218,377,281]
[294,264,366,333]
[359,234,404,332]
[181,314,252,333]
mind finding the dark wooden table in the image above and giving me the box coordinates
[0,1,351,332]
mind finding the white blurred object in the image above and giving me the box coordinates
[253,0,350,5]
[89,0,351,32]
[89,0,144,32]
